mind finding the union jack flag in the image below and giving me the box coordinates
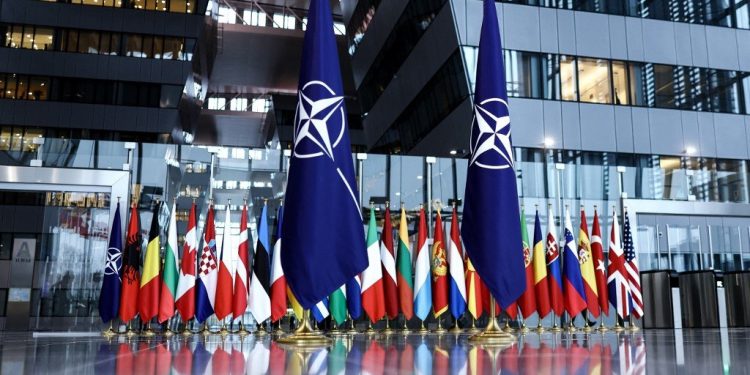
[607,209,631,319]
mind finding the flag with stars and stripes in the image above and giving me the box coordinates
[623,210,643,319]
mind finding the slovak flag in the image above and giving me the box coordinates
[195,204,218,323]
[461,0,526,308]
[280,0,368,308]
[545,205,564,317]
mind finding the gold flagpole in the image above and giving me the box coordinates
[276,309,332,346]
[468,296,515,346]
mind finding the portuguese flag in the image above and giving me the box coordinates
[158,202,179,323]
[396,205,414,320]
[138,203,162,322]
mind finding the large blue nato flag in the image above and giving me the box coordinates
[98,202,122,323]
[461,0,526,309]
[281,0,368,309]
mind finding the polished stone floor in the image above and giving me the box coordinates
[1,328,749,374]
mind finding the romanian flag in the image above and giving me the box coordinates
[396,205,414,320]
[138,203,161,322]
[578,208,600,317]
[118,202,141,323]
[532,209,551,319]
[517,207,537,319]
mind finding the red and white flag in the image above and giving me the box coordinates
[232,203,250,319]
[380,206,399,320]
[606,209,631,319]
[623,210,643,319]
[175,202,197,321]
[214,205,235,320]
[270,205,288,322]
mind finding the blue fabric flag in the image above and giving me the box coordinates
[346,275,362,319]
[281,0,367,308]
[460,0,526,309]
[98,202,122,323]
[311,296,330,323]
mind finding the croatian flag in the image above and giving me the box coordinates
[195,204,218,323]
[281,0,368,309]
[460,0,526,309]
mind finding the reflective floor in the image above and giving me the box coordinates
[1,329,750,374]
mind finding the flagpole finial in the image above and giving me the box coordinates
[279,198,284,206]
[192,197,196,203]
[386,200,390,208]
[263,198,268,205]
[452,201,457,208]
[116,196,120,203]
[401,201,404,209]
[548,203,552,208]
[370,201,374,207]
[227,199,231,206]
[580,204,585,210]
[593,204,597,210]
[534,203,538,209]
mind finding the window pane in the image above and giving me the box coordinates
[650,64,677,108]
[707,69,740,113]
[162,37,182,60]
[541,54,560,100]
[743,73,750,114]
[78,31,99,54]
[125,35,144,57]
[611,61,629,105]
[28,77,49,100]
[8,25,22,48]
[142,36,154,58]
[560,55,577,101]
[504,50,541,98]
[219,6,236,24]
[170,0,187,13]
[362,154,387,204]
[34,27,54,51]
[5,74,18,99]
[21,26,34,49]
[578,57,611,104]
[0,74,5,99]
[244,9,267,26]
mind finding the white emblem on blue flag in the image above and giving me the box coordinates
[470,98,513,169]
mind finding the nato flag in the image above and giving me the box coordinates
[281,0,368,309]
[98,202,122,323]
[461,0,526,309]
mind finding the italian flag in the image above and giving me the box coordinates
[360,206,385,323]
[158,203,179,323]
[138,204,162,322]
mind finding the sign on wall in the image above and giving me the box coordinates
[10,238,36,288]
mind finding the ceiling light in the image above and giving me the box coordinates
[449,149,457,155]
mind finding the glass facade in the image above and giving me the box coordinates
[346,0,382,55]
[39,0,197,13]
[0,72,182,108]
[462,47,750,115]
[2,24,196,61]
[499,0,750,30]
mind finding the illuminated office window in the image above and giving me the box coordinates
[219,6,236,24]
[334,21,345,35]
[33,27,53,50]
[611,61,629,105]
[21,29,34,49]
[578,58,611,104]
[229,97,247,111]
[273,13,296,29]
[243,9,267,26]
[208,97,226,110]
[560,55,577,101]
[251,97,269,112]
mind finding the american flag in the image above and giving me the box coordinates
[619,335,646,375]
[623,211,643,319]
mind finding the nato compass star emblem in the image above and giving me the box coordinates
[470,98,514,169]
[104,248,121,278]
[293,80,346,160]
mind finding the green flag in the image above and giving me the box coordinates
[329,285,347,326]
[396,206,414,319]
[158,202,179,323]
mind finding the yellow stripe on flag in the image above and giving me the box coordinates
[141,236,161,287]
[287,286,303,319]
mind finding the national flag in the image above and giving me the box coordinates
[270,205,287,322]
[281,0,368,309]
[329,284,347,325]
[396,205,414,320]
[119,202,141,323]
[414,342,433,375]
[287,287,303,320]
[623,211,643,319]
[505,301,518,320]
[413,205,432,321]
[545,205,564,317]
[346,275,362,319]
[98,202,122,323]
[214,205,235,321]
[465,258,483,320]
[138,203,161,322]
[532,209,551,319]
[461,0,526,309]
[233,203,250,319]
[311,297,330,323]
[249,202,271,323]
[578,208,600,318]
[175,202,197,322]
[195,204,218,323]
[517,207,536,319]
[591,208,609,316]
[431,211,449,318]
[562,207,587,318]
[380,206,399,320]
[448,204,467,320]
[607,209,630,319]
[158,202,179,323]
[361,206,386,323]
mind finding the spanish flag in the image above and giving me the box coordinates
[138,203,161,322]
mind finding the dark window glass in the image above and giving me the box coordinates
[742,73,750,114]
[0,73,5,99]
[541,54,560,100]
[645,64,677,108]
[160,85,182,108]
[77,30,99,53]
[28,77,49,100]
[5,74,18,99]
[125,34,144,57]
[707,69,741,113]
[163,37,182,60]
[94,81,115,104]
[118,82,140,106]
[64,30,78,52]
[142,36,154,58]
[0,289,6,316]
[152,36,164,58]
[504,50,541,98]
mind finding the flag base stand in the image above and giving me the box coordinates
[365,321,378,336]
[417,320,429,334]
[597,318,608,332]
[468,299,516,347]
[329,325,347,337]
[449,323,462,334]
[565,322,577,333]
[467,318,481,334]
[238,322,250,337]
[381,319,395,335]
[432,317,447,334]
[102,322,117,338]
[164,328,175,337]
[182,327,194,336]
[141,328,156,337]
[613,322,625,332]
[200,323,213,337]
[518,321,530,334]
[255,325,268,337]
[276,310,332,347]
[345,319,359,335]
[502,320,515,333]
[627,317,640,331]
[535,321,545,333]
[400,317,411,335]
[580,325,594,333]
